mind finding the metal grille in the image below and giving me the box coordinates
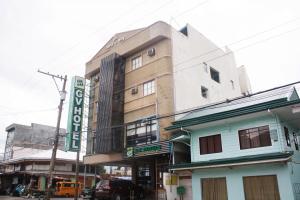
[95,53,125,153]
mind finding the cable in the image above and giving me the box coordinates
[21,0,174,92]
[172,17,300,69]
[173,0,210,19]
[83,81,300,133]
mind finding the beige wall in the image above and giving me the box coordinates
[123,38,174,140]
[85,22,177,163]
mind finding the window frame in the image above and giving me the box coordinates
[199,134,222,155]
[143,80,155,96]
[238,125,272,150]
[126,118,158,147]
[131,55,142,70]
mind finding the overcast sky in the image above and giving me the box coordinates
[1,0,300,153]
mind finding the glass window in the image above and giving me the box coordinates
[132,56,142,70]
[239,125,271,149]
[199,134,222,154]
[210,67,220,83]
[143,80,155,96]
[126,118,158,147]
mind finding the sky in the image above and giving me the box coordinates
[1,0,300,153]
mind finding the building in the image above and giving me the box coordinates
[3,123,66,161]
[167,84,300,200]
[0,149,96,195]
[83,21,251,198]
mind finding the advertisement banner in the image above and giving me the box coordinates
[65,76,85,152]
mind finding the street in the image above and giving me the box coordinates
[0,197,84,200]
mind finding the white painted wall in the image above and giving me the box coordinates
[171,24,244,118]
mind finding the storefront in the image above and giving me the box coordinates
[124,141,171,199]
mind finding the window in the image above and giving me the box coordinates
[239,125,271,149]
[202,177,228,200]
[132,56,142,70]
[210,67,220,83]
[126,119,158,147]
[243,175,280,200]
[284,127,291,147]
[199,134,222,155]
[201,86,208,98]
[293,132,299,150]
[143,80,155,96]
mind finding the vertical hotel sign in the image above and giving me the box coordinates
[65,76,85,152]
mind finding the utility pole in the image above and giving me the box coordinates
[74,147,80,200]
[38,70,67,200]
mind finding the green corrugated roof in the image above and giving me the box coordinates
[170,151,293,170]
[166,98,300,130]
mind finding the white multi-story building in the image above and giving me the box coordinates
[84,21,251,199]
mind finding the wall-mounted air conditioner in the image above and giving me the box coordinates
[131,87,138,95]
[147,48,155,57]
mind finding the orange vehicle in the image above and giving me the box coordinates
[55,181,82,197]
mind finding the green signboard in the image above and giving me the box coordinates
[126,145,162,157]
[65,76,85,152]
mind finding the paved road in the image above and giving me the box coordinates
[0,197,84,200]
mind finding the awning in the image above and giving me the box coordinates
[170,151,293,171]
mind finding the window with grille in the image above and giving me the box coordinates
[239,125,271,149]
[143,80,155,96]
[199,134,222,154]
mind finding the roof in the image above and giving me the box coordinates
[2,149,84,164]
[166,84,300,130]
[170,151,293,171]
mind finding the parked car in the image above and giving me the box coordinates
[92,179,145,200]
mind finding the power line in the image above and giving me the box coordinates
[83,81,300,133]
[173,17,300,68]
[21,0,173,91]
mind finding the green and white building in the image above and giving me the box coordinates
[166,84,300,200]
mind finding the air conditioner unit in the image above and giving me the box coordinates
[131,87,138,95]
[147,48,155,57]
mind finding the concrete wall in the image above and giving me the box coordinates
[192,163,294,200]
[190,114,282,162]
[4,123,66,160]
[171,24,243,118]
